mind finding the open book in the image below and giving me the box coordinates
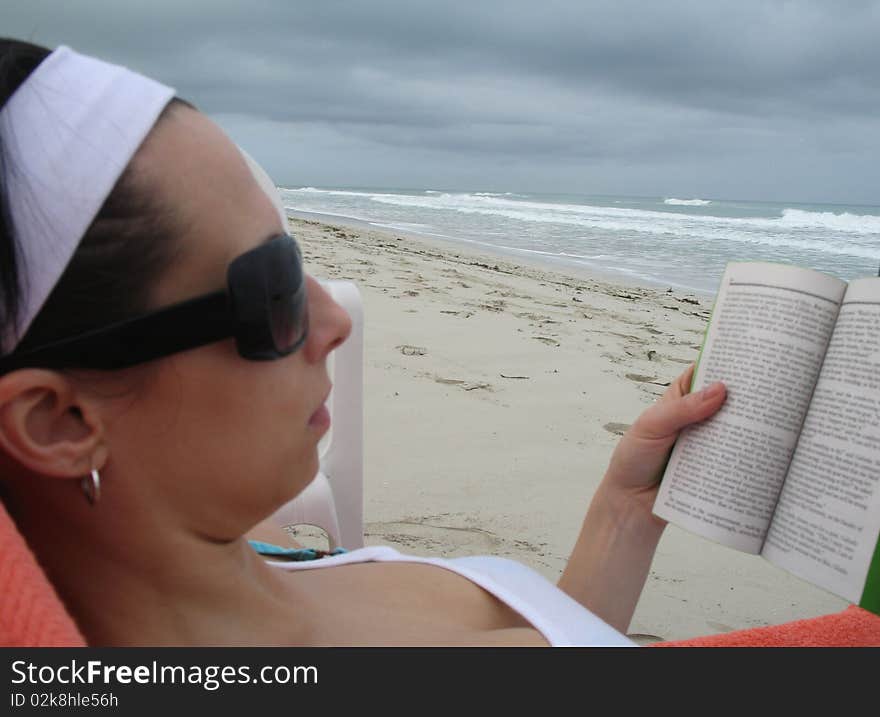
[653,261,880,615]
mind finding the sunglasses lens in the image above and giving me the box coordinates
[271,284,307,353]
[229,234,309,360]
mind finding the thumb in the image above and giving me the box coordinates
[634,381,727,441]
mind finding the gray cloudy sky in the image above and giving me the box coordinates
[5,1,880,204]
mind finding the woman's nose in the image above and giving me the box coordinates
[302,275,353,362]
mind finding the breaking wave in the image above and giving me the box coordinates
[664,198,712,206]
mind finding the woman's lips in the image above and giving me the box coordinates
[308,402,331,430]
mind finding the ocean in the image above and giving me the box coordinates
[279,187,880,296]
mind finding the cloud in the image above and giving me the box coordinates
[4,0,880,202]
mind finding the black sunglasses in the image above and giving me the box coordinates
[0,234,309,373]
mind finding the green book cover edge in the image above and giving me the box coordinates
[859,532,880,615]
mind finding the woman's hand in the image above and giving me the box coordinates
[601,363,726,521]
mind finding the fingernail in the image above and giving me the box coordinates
[699,382,725,400]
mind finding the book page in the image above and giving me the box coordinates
[654,262,845,553]
[763,277,880,604]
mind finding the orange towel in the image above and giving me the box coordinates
[650,605,880,647]
[0,501,85,646]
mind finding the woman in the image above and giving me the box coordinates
[0,39,727,646]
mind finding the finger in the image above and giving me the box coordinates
[636,380,726,440]
[676,363,696,395]
[657,364,695,405]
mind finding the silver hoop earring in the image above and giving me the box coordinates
[81,468,101,506]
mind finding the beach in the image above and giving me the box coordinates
[291,214,848,643]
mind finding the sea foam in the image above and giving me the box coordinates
[664,198,712,206]
[779,208,880,234]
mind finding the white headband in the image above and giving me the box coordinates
[0,45,175,353]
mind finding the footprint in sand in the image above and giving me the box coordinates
[435,377,465,386]
[365,518,502,553]
[479,302,505,312]
[434,377,494,392]
[603,422,631,436]
[397,345,427,356]
[625,373,659,383]
[515,312,551,321]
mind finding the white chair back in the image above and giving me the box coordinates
[269,280,364,549]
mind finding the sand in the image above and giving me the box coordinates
[290,213,847,643]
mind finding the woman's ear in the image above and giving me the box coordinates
[0,370,106,480]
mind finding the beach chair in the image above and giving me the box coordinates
[236,148,365,550]
[267,279,365,550]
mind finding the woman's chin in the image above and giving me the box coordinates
[288,455,322,499]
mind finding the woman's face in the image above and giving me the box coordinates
[97,106,351,539]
